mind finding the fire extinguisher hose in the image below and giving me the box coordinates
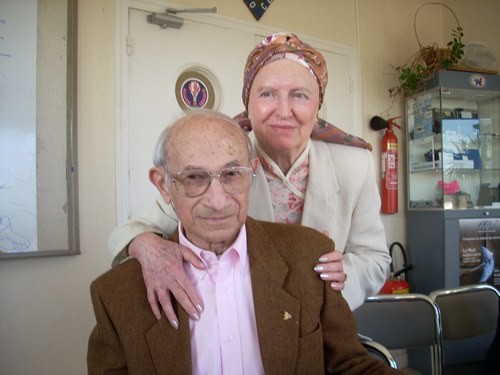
[389,242,413,278]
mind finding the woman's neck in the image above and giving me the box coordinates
[257,141,310,176]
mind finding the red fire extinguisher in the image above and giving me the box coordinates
[379,242,413,295]
[381,117,401,214]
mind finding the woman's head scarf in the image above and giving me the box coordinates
[242,32,328,110]
[234,32,372,151]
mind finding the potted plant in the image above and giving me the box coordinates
[389,3,465,98]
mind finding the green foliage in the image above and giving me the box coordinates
[444,26,465,67]
[389,64,426,98]
[389,26,465,98]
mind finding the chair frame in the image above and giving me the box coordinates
[360,336,399,369]
[429,283,500,370]
[355,293,443,375]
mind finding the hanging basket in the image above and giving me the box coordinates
[414,2,462,74]
[388,2,464,98]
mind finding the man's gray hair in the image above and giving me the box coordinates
[152,109,255,169]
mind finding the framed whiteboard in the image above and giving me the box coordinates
[0,0,78,259]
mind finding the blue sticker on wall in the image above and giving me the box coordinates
[243,0,273,21]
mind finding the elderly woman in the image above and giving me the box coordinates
[108,32,391,328]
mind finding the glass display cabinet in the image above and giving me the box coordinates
[405,70,500,294]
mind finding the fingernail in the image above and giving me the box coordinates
[320,273,329,279]
[318,257,328,262]
[314,265,324,272]
[196,304,203,313]
[171,320,179,330]
[192,313,200,321]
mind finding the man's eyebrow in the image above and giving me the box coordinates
[176,160,245,171]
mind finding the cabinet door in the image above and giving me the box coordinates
[406,71,500,211]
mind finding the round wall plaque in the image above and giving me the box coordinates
[175,67,220,111]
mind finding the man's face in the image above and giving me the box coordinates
[151,115,252,254]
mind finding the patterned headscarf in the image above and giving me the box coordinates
[235,32,372,151]
[242,32,328,110]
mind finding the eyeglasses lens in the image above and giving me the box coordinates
[173,167,253,197]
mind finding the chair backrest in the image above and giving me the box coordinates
[429,284,500,371]
[354,293,442,375]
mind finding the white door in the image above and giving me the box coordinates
[118,2,362,222]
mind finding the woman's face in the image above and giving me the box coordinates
[247,59,320,164]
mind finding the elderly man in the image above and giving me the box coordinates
[87,110,400,374]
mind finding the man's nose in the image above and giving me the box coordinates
[204,177,228,207]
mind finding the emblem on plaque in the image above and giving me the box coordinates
[175,67,219,111]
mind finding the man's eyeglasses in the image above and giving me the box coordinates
[166,166,255,198]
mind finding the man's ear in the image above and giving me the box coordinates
[149,167,172,204]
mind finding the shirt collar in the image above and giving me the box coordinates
[179,223,248,278]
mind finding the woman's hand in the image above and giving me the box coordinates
[314,250,346,291]
[129,232,206,329]
[313,231,346,291]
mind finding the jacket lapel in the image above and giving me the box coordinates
[146,307,192,375]
[245,218,301,374]
[248,165,275,221]
[302,140,338,230]
[248,132,276,222]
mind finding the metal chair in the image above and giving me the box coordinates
[359,334,399,369]
[354,294,443,375]
[429,284,500,375]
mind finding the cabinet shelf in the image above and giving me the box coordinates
[409,160,482,173]
[410,161,441,172]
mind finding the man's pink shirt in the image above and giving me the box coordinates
[180,224,265,375]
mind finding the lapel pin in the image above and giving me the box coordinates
[283,311,292,320]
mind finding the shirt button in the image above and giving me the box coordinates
[228,335,234,342]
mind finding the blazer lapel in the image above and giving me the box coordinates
[146,307,192,375]
[249,164,275,221]
[248,132,275,222]
[302,140,338,230]
[245,218,302,375]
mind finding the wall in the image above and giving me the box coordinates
[0,0,498,373]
